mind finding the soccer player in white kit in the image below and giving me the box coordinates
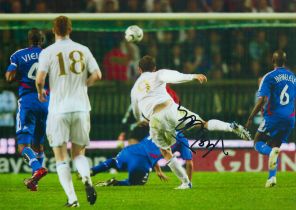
[36,16,101,207]
[131,55,251,189]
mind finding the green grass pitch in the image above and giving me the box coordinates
[1,172,295,210]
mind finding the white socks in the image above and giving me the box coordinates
[167,156,190,184]
[56,161,77,203]
[73,155,92,185]
[207,119,232,132]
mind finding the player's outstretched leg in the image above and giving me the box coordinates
[73,154,97,205]
[95,178,120,187]
[91,158,118,176]
[205,119,251,140]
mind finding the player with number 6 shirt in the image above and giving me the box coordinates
[246,50,296,188]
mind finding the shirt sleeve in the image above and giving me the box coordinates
[7,52,19,72]
[86,48,100,74]
[257,74,271,98]
[131,90,141,121]
[38,50,50,73]
[157,69,195,84]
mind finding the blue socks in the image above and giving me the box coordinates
[91,158,117,175]
[21,147,42,173]
[36,151,45,166]
[268,159,279,179]
[254,141,278,179]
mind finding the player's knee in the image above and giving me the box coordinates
[17,144,27,154]
[254,141,264,152]
[17,133,32,143]
[202,121,208,130]
[71,144,85,159]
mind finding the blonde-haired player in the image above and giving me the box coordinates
[36,16,101,207]
[131,55,251,189]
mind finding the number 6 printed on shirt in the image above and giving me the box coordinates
[280,84,289,105]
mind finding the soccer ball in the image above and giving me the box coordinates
[125,25,144,42]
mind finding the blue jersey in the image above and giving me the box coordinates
[7,47,44,97]
[258,67,296,121]
[7,47,49,145]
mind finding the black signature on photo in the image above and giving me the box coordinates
[173,103,229,158]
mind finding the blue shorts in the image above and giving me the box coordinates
[16,93,48,145]
[116,148,151,185]
[258,117,295,143]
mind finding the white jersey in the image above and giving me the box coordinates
[38,38,100,114]
[131,69,195,121]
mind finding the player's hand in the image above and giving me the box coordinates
[157,171,168,182]
[117,132,126,141]
[194,74,207,84]
[38,89,47,102]
[245,118,253,129]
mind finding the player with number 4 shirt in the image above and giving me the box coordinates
[246,50,296,188]
[5,28,48,191]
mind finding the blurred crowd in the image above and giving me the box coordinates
[1,0,296,13]
[1,0,296,81]
[99,29,296,81]
[1,28,295,81]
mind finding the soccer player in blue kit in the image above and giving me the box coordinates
[246,50,296,188]
[5,28,48,191]
[91,133,193,186]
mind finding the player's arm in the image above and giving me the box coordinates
[5,71,16,83]
[176,133,193,181]
[131,91,141,121]
[245,96,267,128]
[117,106,134,142]
[36,50,49,102]
[5,53,19,83]
[36,71,48,102]
[157,69,207,84]
[185,160,193,182]
[86,70,101,87]
[154,163,168,182]
[86,48,102,87]
[246,75,270,128]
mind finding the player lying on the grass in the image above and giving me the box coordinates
[246,50,295,188]
[131,55,251,189]
[88,133,193,186]
[5,28,48,191]
[36,16,101,207]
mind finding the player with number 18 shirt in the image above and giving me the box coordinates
[36,16,101,207]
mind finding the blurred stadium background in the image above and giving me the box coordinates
[0,0,295,174]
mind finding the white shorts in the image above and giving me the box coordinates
[149,103,203,149]
[46,112,90,147]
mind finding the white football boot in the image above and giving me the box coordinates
[175,182,192,190]
[230,122,252,141]
[265,176,277,188]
